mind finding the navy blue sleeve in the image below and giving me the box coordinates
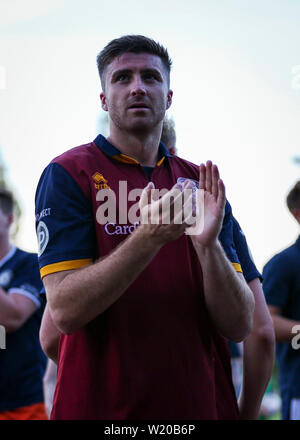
[232,217,262,282]
[35,162,96,277]
[219,200,242,271]
[9,254,43,308]
[263,254,292,309]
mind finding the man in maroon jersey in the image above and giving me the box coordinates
[36,35,254,419]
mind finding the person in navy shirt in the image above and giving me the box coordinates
[162,118,275,419]
[0,189,47,420]
[230,217,275,418]
[36,35,255,420]
[263,181,300,420]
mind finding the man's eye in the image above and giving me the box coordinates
[143,73,157,81]
[117,74,129,82]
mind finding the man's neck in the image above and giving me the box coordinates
[0,237,12,261]
[107,127,162,167]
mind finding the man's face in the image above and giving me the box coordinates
[100,53,173,133]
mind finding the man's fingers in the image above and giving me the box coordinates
[183,194,198,226]
[140,182,200,227]
[171,191,196,226]
[139,182,155,224]
[217,179,226,211]
[139,182,154,210]
[160,186,187,223]
[199,163,206,190]
[173,205,187,225]
[212,164,220,199]
[205,160,212,193]
[139,186,148,210]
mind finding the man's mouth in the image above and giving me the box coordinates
[128,103,149,109]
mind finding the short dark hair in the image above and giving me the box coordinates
[286,181,300,213]
[0,188,13,215]
[96,35,172,88]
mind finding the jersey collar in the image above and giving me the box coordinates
[93,134,172,166]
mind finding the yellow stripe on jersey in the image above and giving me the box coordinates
[232,262,243,273]
[112,154,140,165]
[40,259,92,279]
[157,156,165,166]
[113,154,166,166]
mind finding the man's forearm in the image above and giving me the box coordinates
[46,226,163,334]
[238,278,275,419]
[239,328,275,419]
[40,304,60,363]
[0,289,18,330]
[0,288,36,333]
[272,315,300,342]
[194,240,254,341]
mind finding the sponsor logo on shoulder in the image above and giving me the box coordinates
[36,208,51,222]
[37,221,49,256]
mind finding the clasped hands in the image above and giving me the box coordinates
[138,160,226,248]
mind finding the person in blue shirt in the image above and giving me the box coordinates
[123,119,273,417]
[230,217,275,418]
[263,181,300,420]
[0,188,47,420]
[161,117,275,419]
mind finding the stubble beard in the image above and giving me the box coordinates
[109,105,165,138]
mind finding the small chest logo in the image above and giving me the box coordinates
[92,172,110,190]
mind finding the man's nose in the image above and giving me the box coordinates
[130,76,146,96]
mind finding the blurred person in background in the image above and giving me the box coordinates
[231,217,276,419]
[162,119,275,419]
[263,181,300,420]
[0,188,47,420]
[160,116,177,156]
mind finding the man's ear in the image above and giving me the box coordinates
[166,90,173,110]
[292,208,300,225]
[100,92,108,112]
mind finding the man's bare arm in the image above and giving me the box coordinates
[195,242,254,341]
[44,183,189,335]
[190,161,254,342]
[40,303,61,363]
[238,278,275,419]
[0,288,37,333]
[44,228,162,334]
[268,304,300,342]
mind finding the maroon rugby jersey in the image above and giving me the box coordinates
[35,135,240,420]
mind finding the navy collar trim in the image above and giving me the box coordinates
[93,134,172,162]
